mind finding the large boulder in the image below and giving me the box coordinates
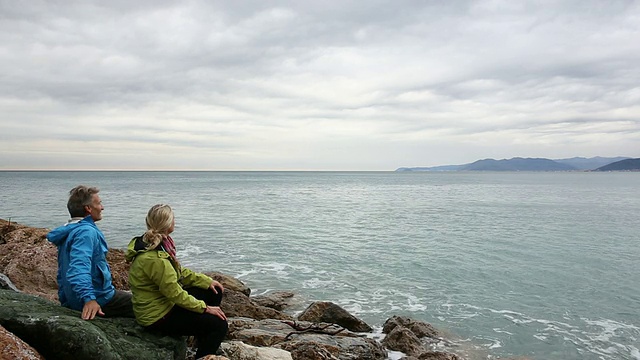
[226,317,386,360]
[0,289,187,360]
[382,315,438,339]
[204,271,251,296]
[0,324,45,360]
[382,325,424,357]
[382,316,460,360]
[222,289,293,321]
[298,301,372,333]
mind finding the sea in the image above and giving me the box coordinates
[1,171,638,360]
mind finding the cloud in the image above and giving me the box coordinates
[0,0,639,170]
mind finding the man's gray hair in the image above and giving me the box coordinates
[67,185,100,218]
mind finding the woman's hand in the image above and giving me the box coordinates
[209,280,224,294]
[204,306,227,320]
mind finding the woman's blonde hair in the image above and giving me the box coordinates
[142,204,174,249]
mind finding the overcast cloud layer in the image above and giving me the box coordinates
[1,0,639,170]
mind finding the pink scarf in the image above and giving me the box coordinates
[162,235,178,264]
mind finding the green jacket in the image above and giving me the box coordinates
[125,236,213,326]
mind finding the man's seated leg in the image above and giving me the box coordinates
[102,290,135,318]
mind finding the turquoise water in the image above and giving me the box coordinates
[1,171,639,359]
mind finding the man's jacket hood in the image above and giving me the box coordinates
[47,216,95,246]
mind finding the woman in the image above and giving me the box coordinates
[126,204,228,358]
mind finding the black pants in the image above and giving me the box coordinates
[147,287,228,358]
[102,290,135,318]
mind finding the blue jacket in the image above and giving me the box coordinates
[47,216,115,310]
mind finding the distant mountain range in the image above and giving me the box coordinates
[396,157,640,172]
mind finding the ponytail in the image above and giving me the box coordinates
[142,229,164,249]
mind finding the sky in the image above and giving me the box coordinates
[1,1,639,171]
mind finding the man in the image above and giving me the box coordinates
[47,185,134,320]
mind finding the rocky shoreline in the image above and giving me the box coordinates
[0,218,463,360]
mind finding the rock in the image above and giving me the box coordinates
[204,271,251,296]
[383,324,461,360]
[220,341,293,360]
[0,221,59,301]
[227,317,386,360]
[107,248,132,291]
[0,324,45,360]
[0,273,19,292]
[382,315,438,339]
[417,351,461,360]
[251,291,299,311]
[287,343,340,360]
[0,289,187,360]
[298,301,372,333]
[382,326,424,357]
[222,289,293,321]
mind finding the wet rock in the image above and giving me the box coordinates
[0,324,45,360]
[298,301,372,333]
[0,289,187,360]
[382,315,438,339]
[382,325,424,357]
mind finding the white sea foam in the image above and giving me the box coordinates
[492,328,513,335]
[179,245,205,257]
[234,269,259,279]
[302,277,334,289]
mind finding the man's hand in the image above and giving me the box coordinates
[209,280,224,294]
[82,300,104,320]
[204,306,227,321]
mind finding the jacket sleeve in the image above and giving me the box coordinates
[66,227,96,304]
[180,267,213,289]
[145,254,207,313]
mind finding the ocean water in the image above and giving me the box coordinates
[1,171,639,360]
